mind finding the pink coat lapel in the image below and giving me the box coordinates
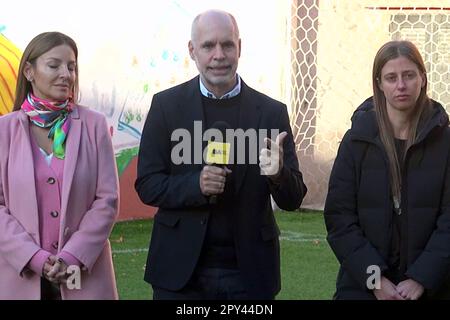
[16,112,40,239]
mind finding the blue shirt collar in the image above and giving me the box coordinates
[199,75,241,99]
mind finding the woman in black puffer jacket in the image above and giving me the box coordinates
[325,40,450,300]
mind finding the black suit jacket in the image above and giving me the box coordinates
[135,76,306,298]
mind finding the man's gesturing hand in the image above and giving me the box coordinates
[259,131,287,180]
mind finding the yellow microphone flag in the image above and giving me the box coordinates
[206,141,231,165]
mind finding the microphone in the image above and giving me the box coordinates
[206,121,231,204]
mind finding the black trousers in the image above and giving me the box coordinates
[41,278,61,300]
[152,267,250,300]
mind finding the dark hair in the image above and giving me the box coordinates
[13,32,79,111]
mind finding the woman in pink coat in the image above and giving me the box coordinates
[0,32,119,299]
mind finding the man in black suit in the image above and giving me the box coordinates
[135,9,307,300]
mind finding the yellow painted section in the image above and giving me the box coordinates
[0,34,21,115]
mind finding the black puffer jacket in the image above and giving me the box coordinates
[325,97,450,299]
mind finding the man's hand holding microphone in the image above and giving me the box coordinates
[200,121,232,204]
[200,165,232,199]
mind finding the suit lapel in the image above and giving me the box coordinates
[60,106,81,222]
[234,81,261,194]
[183,76,205,124]
[179,76,205,168]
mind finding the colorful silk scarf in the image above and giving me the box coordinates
[21,93,73,159]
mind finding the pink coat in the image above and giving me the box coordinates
[0,105,119,299]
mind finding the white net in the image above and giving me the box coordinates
[390,13,450,110]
